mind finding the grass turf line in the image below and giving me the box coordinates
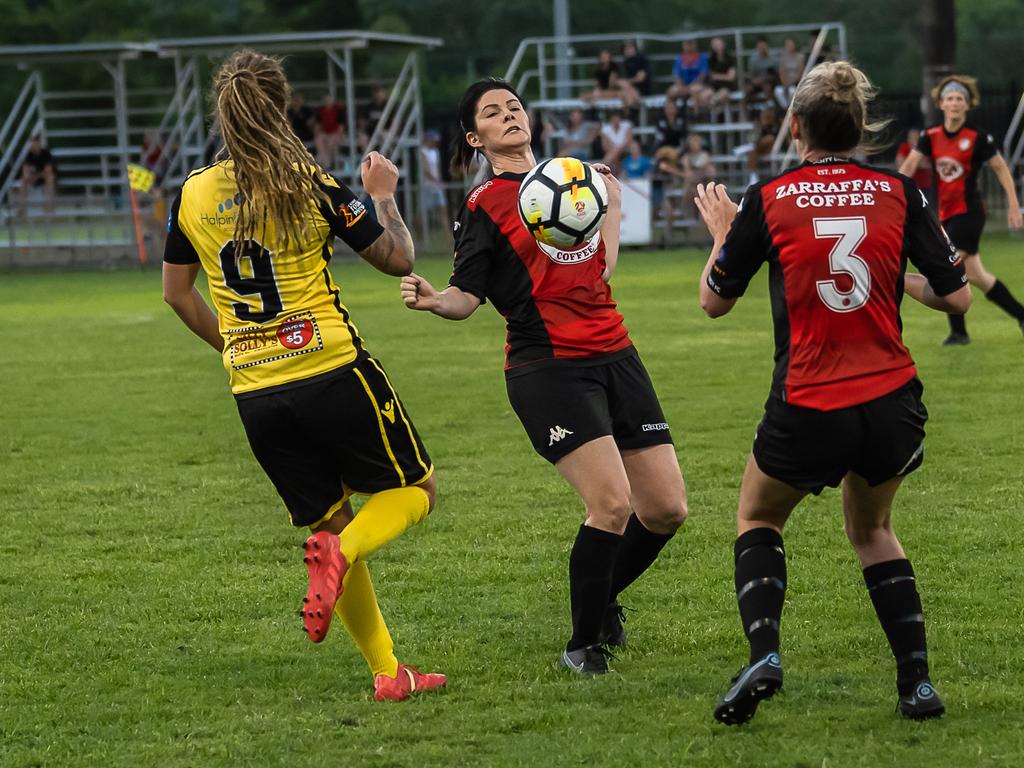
[0,238,1022,767]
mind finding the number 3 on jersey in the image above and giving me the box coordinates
[814,216,870,313]
[219,240,283,323]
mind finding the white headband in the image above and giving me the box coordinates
[940,81,970,100]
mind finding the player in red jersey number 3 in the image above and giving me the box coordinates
[695,62,971,724]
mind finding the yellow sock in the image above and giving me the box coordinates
[335,560,399,678]
[339,486,429,564]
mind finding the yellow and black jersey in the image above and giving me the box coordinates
[163,160,384,397]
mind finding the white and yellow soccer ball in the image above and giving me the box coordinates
[517,157,608,249]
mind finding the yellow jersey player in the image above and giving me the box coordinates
[162,49,445,702]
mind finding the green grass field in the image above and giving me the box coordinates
[2,239,1023,767]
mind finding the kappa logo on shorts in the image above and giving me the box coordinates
[548,425,574,446]
[641,422,669,432]
[381,400,397,425]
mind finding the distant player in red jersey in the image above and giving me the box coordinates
[695,62,971,725]
[400,79,687,675]
[899,75,1024,345]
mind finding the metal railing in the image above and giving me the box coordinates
[1003,90,1024,206]
[0,32,441,266]
[0,72,45,210]
[768,26,834,167]
[504,23,847,104]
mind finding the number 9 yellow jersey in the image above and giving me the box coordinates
[163,161,385,398]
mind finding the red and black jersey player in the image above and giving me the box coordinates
[899,74,1024,345]
[694,62,971,725]
[400,79,688,675]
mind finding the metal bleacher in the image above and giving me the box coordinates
[1003,90,1024,207]
[0,31,441,269]
[504,23,847,244]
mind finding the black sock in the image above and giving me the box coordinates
[609,513,675,601]
[985,279,1024,321]
[734,527,787,664]
[567,524,622,651]
[948,313,967,336]
[863,558,930,696]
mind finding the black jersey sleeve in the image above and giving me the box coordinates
[902,176,967,296]
[315,173,386,252]
[915,131,933,158]
[973,128,998,165]
[707,184,771,299]
[163,190,200,265]
[448,203,499,303]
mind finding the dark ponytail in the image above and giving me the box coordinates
[450,78,524,177]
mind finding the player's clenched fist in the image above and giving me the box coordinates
[361,151,399,199]
[400,273,439,311]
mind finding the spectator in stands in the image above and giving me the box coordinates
[622,40,652,97]
[585,49,640,109]
[805,30,837,67]
[746,105,781,185]
[19,135,56,214]
[141,129,163,171]
[896,128,933,192]
[560,108,599,161]
[315,93,346,169]
[622,139,653,179]
[667,40,709,108]
[745,37,778,105]
[654,97,688,158]
[775,38,805,108]
[288,92,316,152]
[658,132,715,220]
[600,109,634,175]
[529,107,554,160]
[419,129,449,234]
[707,37,738,111]
[363,85,390,142]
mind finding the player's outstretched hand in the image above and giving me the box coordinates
[1009,205,1023,231]
[400,273,439,311]
[694,182,737,242]
[591,163,622,207]
[362,151,399,199]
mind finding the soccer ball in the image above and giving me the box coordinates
[518,157,608,249]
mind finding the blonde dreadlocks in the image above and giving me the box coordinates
[211,49,330,255]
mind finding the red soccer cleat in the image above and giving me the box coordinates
[373,664,448,702]
[301,530,348,643]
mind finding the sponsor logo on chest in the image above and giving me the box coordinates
[536,232,602,265]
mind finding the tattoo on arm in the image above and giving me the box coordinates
[360,196,415,275]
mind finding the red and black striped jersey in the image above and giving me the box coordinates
[449,172,632,372]
[916,122,997,220]
[708,157,967,411]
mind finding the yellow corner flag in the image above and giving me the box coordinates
[127,163,155,193]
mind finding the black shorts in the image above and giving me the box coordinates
[236,357,433,527]
[942,209,985,255]
[752,377,927,495]
[505,347,673,463]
